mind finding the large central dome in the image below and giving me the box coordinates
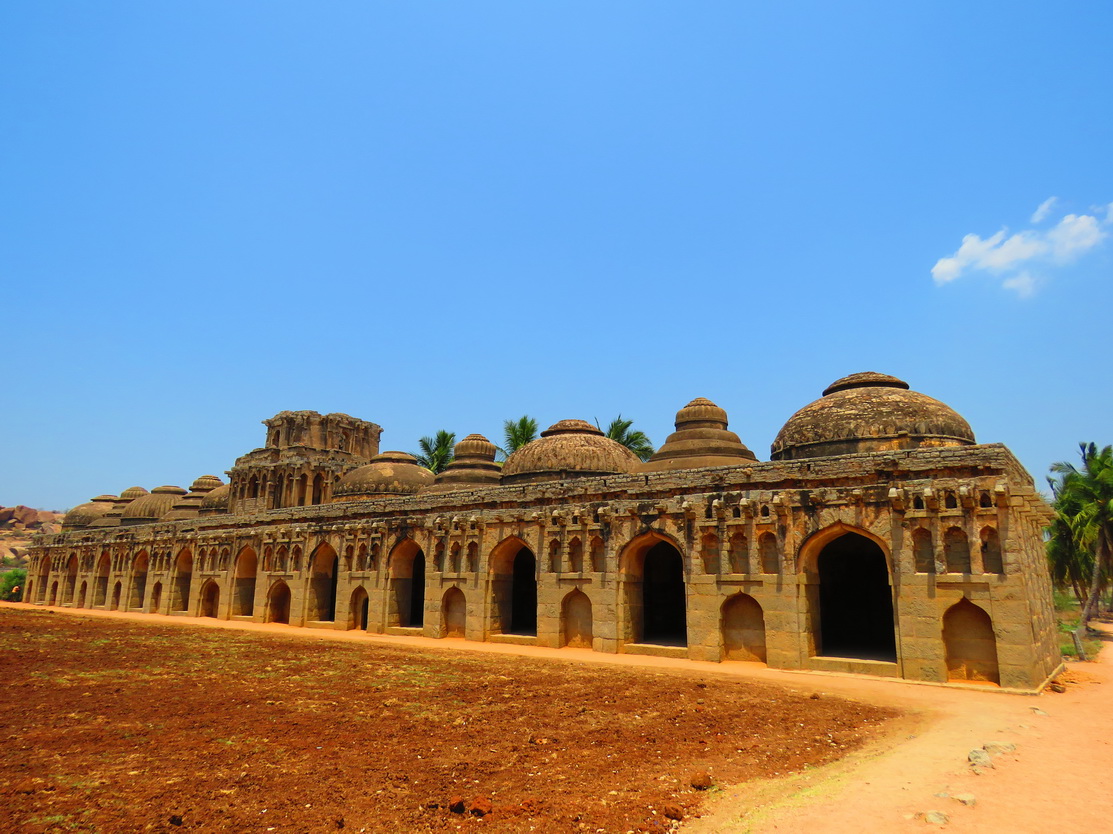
[501,419,641,485]
[771,372,976,460]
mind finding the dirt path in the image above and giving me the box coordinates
[7,602,1111,832]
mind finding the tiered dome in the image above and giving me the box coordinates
[501,420,640,485]
[163,475,224,520]
[333,451,435,501]
[642,398,756,471]
[62,495,118,530]
[121,485,188,525]
[424,434,502,493]
[88,487,149,528]
[198,483,231,515]
[771,372,976,460]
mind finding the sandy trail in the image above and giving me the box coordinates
[8,602,1111,832]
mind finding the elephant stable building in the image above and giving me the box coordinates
[27,373,1061,692]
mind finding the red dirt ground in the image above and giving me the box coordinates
[0,608,897,833]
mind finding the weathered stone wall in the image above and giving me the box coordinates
[26,444,1059,691]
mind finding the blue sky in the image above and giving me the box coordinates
[2,2,1110,510]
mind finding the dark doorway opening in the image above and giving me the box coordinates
[510,548,537,635]
[816,534,896,661]
[642,541,686,646]
[405,554,426,627]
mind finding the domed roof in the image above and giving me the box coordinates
[62,494,118,530]
[643,398,757,472]
[333,451,435,501]
[771,373,976,461]
[121,486,188,525]
[198,483,231,515]
[424,434,502,493]
[88,487,149,528]
[501,419,640,485]
[164,476,226,520]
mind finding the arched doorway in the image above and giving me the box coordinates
[173,548,193,611]
[389,539,426,628]
[93,552,110,607]
[619,534,688,647]
[111,581,122,610]
[49,581,58,605]
[200,581,220,618]
[349,586,369,630]
[813,532,896,661]
[149,582,163,613]
[63,554,78,604]
[267,581,291,624]
[490,538,537,636]
[722,593,766,662]
[308,543,338,622]
[442,588,466,638]
[233,547,257,616]
[129,551,150,610]
[943,598,1000,684]
[561,590,593,648]
[76,580,88,609]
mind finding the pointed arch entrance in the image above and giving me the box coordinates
[199,580,220,618]
[308,543,339,622]
[561,590,593,648]
[620,534,687,647]
[63,554,78,604]
[489,538,537,636]
[721,593,766,662]
[442,587,466,638]
[93,552,110,607]
[129,551,150,610]
[388,539,426,628]
[173,548,193,611]
[810,531,896,661]
[349,586,369,630]
[233,547,257,616]
[267,580,292,624]
[943,598,1000,684]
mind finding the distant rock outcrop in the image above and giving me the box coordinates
[1,506,65,568]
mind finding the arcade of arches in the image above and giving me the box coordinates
[28,382,1061,691]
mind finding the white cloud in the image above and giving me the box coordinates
[1031,196,1057,223]
[931,200,1110,296]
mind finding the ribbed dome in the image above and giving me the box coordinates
[88,487,149,528]
[643,398,757,472]
[164,476,226,520]
[62,495,118,530]
[121,486,188,525]
[501,419,640,485]
[771,373,976,461]
[424,433,502,493]
[198,483,231,515]
[333,451,435,501]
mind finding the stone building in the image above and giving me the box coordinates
[26,373,1060,691]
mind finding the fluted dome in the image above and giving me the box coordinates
[501,419,640,485]
[62,495,118,530]
[198,483,231,515]
[642,398,757,472]
[333,451,435,501]
[164,475,225,520]
[121,485,188,525]
[771,373,976,461]
[424,434,502,493]
[88,487,149,528]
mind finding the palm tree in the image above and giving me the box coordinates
[413,430,456,474]
[1049,443,1113,628]
[497,416,538,461]
[1046,473,1094,606]
[600,415,655,462]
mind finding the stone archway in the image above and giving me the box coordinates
[619,533,688,647]
[442,587,466,638]
[943,598,1000,684]
[199,580,220,618]
[348,586,369,631]
[561,590,593,648]
[63,554,78,604]
[721,593,766,662]
[111,581,122,610]
[233,547,257,616]
[172,548,193,612]
[489,538,537,636]
[149,582,163,612]
[267,580,291,624]
[76,580,88,609]
[129,551,150,609]
[308,543,338,622]
[812,532,896,661]
[93,552,110,607]
[389,539,426,628]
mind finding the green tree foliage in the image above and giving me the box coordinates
[1048,443,1113,627]
[600,415,656,462]
[0,569,26,601]
[413,430,456,474]
[498,416,539,461]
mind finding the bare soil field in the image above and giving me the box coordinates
[0,608,897,833]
